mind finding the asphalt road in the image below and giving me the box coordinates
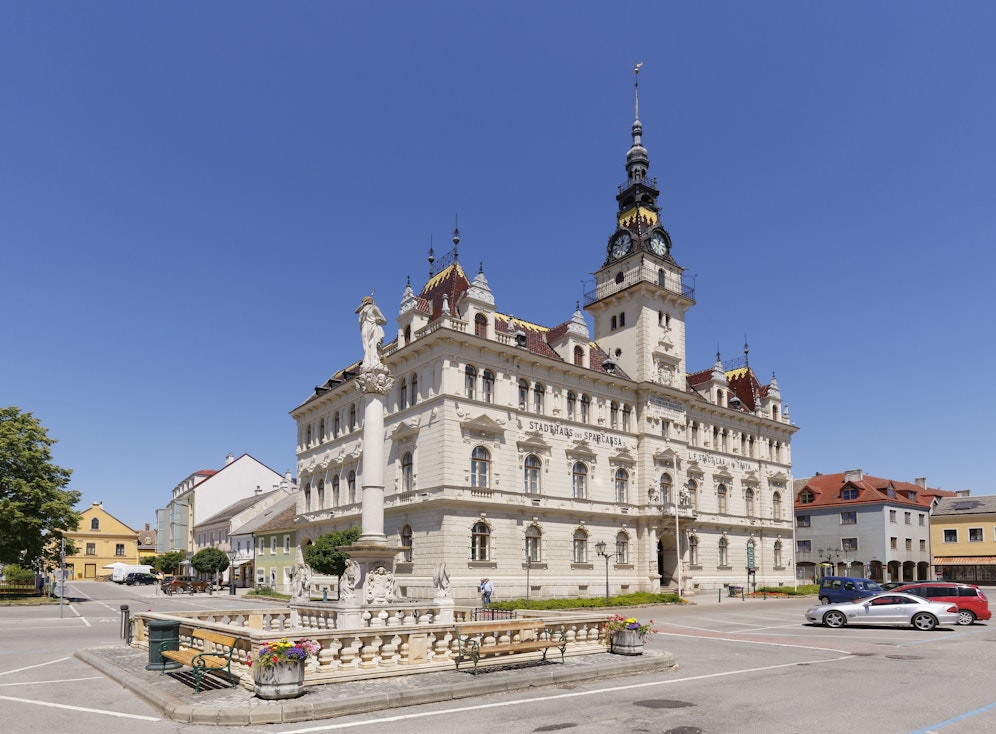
[3,582,996,734]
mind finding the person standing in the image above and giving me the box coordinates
[480,577,493,607]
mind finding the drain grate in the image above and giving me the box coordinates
[634,699,696,710]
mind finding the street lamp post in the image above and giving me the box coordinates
[595,540,616,604]
[818,547,840,579]
[524,551,532,605]
[226,548,238,595]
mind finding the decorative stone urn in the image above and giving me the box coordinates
[610,630,645,656]
[253,660,305,700]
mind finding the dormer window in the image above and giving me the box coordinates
[799,489,814,505]
[842,488,858,501]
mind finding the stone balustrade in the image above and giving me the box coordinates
[132,606,610,687]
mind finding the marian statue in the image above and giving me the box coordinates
[356,295,387,373]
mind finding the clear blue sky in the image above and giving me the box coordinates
[4,3,994,530]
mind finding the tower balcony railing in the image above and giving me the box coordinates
[584,261,695,306]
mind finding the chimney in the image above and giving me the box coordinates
[843,469,863,483]
[145,523,150,531]
[225,453,235,465]
[914,477,926,488]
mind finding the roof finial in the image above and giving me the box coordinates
[452,215,460,260]
[634,62,643,121]
[744,336,750,367]
[428,235,435,277]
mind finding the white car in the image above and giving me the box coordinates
[805,592,960,631]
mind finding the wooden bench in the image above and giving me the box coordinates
[453,619,567,674]
[159,628,239,694]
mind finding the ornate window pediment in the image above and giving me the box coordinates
[566,439,597,461]
[389,418,421,442]
[768,470,790,484]
[713,466,734,482]
[653,447,680,468]
[459,413,507,439]
[609,447,637,466]
[517,430,552,456]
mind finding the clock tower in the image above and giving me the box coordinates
[585,65,695,387]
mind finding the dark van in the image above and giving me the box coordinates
[818,576,882,604]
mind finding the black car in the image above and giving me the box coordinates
[124,572,158,586]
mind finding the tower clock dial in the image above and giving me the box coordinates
[649,230,669,257]
[610,231,633,259]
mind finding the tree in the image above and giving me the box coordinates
[305,526,360,598]
[153,551,185,575]
[0,408,80,566]
[189,547,229,576]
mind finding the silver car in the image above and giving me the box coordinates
[805,592,960,631]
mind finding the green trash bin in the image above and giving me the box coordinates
[146,620,182,671]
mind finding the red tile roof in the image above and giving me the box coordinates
[794,472,956,511]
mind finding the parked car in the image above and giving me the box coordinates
[805,592,960,631]
[879,581,912,591]
[893,582,991,626]
[162,575,209,594]
[817,576,883,605]
[124,572,158,586]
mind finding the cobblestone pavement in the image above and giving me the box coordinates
[77,644,677,726]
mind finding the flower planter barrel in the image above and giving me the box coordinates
[610,630,645,656]
[253,660,305,700]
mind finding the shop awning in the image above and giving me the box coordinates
[932,556,996,565]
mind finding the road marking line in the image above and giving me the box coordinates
[276,656,852,734]
[0,677,103,688]
[908,700,996,733]
[0,658,72,677]
[0,694,160,721]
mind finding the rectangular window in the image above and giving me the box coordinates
[920,539,926,551]
[270,537,277,555]
[840,512,856,525]
[841,538,858,552]
[284,535,290,553]
[842,488,858,500]
[115,544,125,556]
[796,540,811,553]
[969,528,984,542]
[943,529,958,543]
[890,537,898,550]
[889,510,897,523]
[573,538,587,563]
[904,512,912,525]
[796,515,810,528]
[258,538,265,555]
[905,538,912,551]
[919,514,925,526]
[86,543,96,555]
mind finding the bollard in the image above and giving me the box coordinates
[120,604,130,641]
[718,588,722,603]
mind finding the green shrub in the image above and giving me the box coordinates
[491,591,683,611]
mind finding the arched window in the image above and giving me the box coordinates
[401,452,414,492]
[471,447,490,488]
[319,418,326,442]
[533,383,545,414]
[475,313,488,337]
[773,539,783,567]
[689,535,699,565]
[91,518,100,530]
[772,492,783,519]
[524,454,541,494]
[482,370,494,403]
[718,537,729,566]
[332,475,340,506]
[471,521,490,561]
[349,404,356,430]
[304,482,312,513]
[566,391,577,420]
[717,484,728,514]
[317,479,325,509]
[573,345,584,366]
[745,487,755,516]
[399,378,408,409]
[572,462,588,499]
[687,479,699,509]
[410,373,418,405]
[525,525,541,562]
[401,524,413,562]
[621,404,631,432]
[465,366,477,399]
[348,470,357,504]
[333,411,340,437]
[573,528,588,563]
[615,468,629,504]
[660,473,673,504]
[615,531,629,563]
[580,394,590,424]
[610,401,619,428]
[518,379,529,410]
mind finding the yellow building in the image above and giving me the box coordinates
[65,502,139,580]
[930,495,996,584]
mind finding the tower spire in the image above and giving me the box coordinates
[626,62,649,188]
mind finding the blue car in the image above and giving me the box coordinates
[818,576,882,605]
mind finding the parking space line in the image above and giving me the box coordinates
[0,677,103,688]
[0,658,72,677]
[0,694,160,721]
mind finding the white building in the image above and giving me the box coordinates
[291,80,798,601]
[156,453,292,555]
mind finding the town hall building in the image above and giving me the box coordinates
[291,75,798,601]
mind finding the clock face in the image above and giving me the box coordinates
[610,231,632,259]
[649,231,669,257]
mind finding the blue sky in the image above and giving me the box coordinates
[4,3,995,530]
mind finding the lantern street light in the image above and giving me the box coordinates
[226,548,239,595]
[594,540,616,604]
[818,547,840,579]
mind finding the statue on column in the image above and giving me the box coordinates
[341,558,361,600]
[432,561,451,599]
[356,295,387,373]
[293,562,312,602]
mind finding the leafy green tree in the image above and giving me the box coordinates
[305,526,360,598]
[0,408,80,566]
[190,547,229,576]
[153,551,185,575]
